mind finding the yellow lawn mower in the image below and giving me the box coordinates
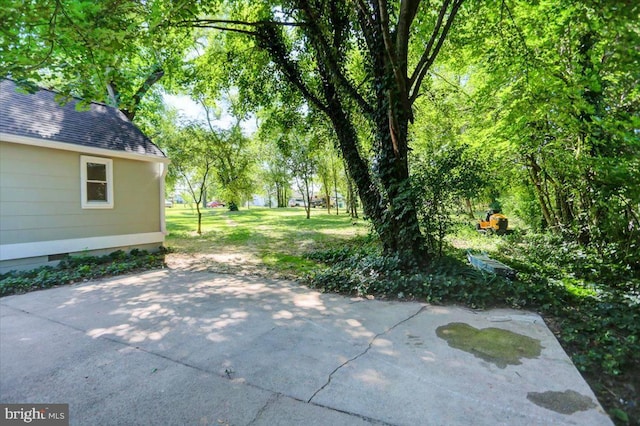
[476,209,509,235]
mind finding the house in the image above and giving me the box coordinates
[0,79,169,273]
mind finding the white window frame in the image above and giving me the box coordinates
[80,155,113,209]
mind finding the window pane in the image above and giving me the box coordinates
[87,182,107,201]
[87,162,107,181]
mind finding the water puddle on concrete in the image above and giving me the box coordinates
[436,322,542,368]
[527,390,596,414]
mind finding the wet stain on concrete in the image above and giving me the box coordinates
[527,389,596,414]
[436,322,542,368]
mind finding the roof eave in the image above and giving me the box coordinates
[0,132,170,164]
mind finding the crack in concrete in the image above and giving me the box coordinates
[307,305,428,404]
[247,393,281,425]
[2,301,424,425]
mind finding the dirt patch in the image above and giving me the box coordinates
[165,250,301,280]
[165,251,266,275]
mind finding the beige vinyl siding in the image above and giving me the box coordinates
[0,141,161,245]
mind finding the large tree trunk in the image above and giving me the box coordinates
[368,17,427,265]
[374,120,426,262]
[324,90,426,266]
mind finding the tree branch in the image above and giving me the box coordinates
[200,98,218,134]
[354,0,375,32]
[173,16,331,114]
[354,0,377,55]
[124,65,165,120]
[19,2,59,72]
[254,25,331,114]
[55,0,101,85]
[408,0,451,87]
[177,18,305,28]
[396,0,420,73]
[377,0,398,69]
[173,21,257,36]
[429,70,471,99]
[409,0,463,104]
[296,0,375,117]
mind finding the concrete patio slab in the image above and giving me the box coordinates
[0,270,612,425]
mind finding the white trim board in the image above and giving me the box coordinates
[0,133,170,164]
[0,232,165,261]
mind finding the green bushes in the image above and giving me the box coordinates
[0,248,167,296]
[308,246,559,309]
[561,300,639,377]
[411,144,486,256]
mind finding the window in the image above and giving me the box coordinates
[81,156,113,208]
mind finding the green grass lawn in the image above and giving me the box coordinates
[164,205,368,275]
[164,205,518,276]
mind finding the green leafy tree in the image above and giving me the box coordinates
[256,106,299,208]
[199,101,256,208]
[412,144,484,255]
[172,0,465,266]
[461,1,639,255]
[409,65,494,219]
[161,123,217,234]
[344,159,360,218]
[278,126,319,220]
[316,144,344,215]
[257,141,291,208]
[1,0,193,120]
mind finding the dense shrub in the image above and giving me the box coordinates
[308,245,539,308]
[0,248,167,296]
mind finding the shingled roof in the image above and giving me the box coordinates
[0,79,165,158]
